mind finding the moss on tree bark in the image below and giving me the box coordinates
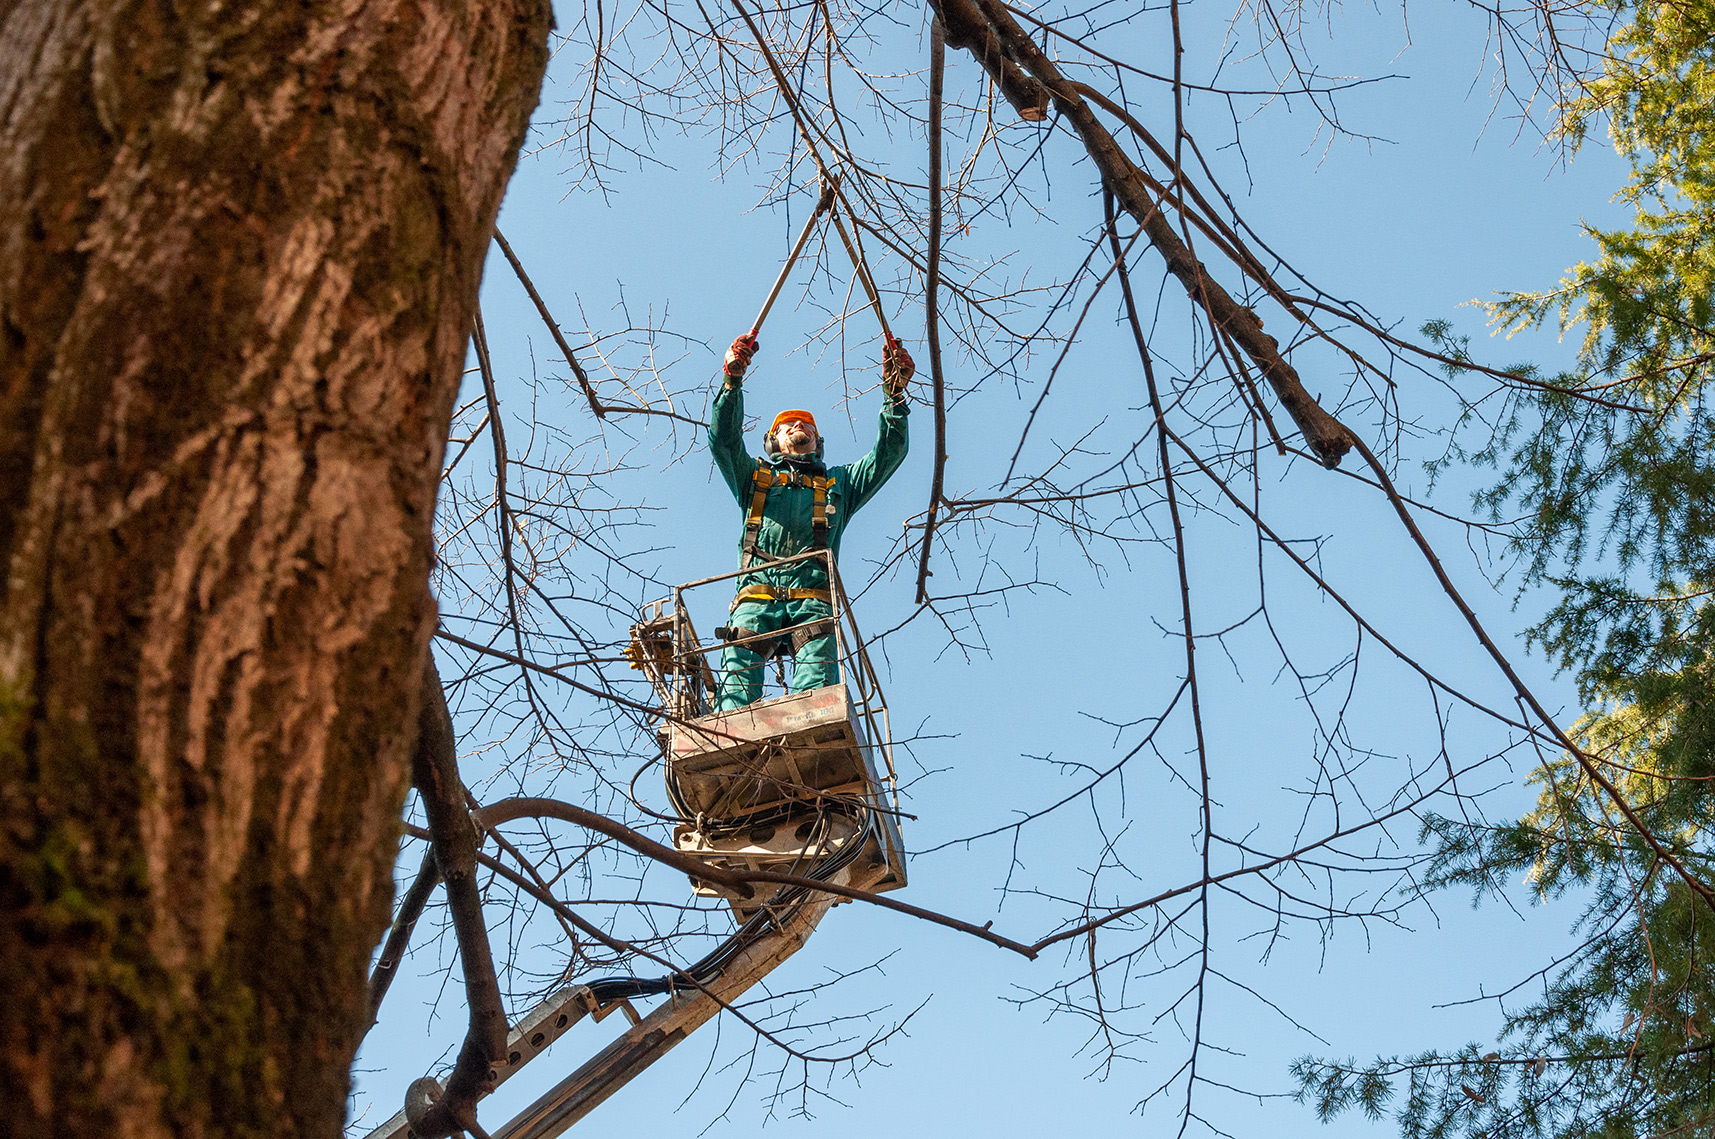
[0,2,551,1135]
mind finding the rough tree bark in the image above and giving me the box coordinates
[0,3,551,1137]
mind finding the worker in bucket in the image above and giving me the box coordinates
[706,331,912,711]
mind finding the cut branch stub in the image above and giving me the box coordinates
[933,0,1049,121]
[928,0,1355,468]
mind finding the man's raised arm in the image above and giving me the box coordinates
[709,333,758,501]
[841,338,914,513]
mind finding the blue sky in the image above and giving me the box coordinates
[350,1,1639,1135]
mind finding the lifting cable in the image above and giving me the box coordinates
[731,0,895,345]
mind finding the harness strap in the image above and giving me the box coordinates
[811,476,828,551]
[740,467,773,570]
[739,465,835,570]
[731,585,833,609]
[724,619,835,663]
[789,618,834,656]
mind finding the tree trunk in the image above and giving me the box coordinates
[0,3,551,1137]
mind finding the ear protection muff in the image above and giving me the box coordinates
[763,412,824,459]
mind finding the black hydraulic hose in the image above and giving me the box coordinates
[578,803,877,1001]
[583,848,863,999]
[625,755,682,824]
[663,763,698,824]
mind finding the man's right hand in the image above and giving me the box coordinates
[724,332,759,380]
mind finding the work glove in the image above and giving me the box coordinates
[724,332,759,381]
[882,336,914,403]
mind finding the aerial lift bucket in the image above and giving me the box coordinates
[626,551,907,915]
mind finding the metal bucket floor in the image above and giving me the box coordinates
[667,684,906,897]
[670,684,872,817]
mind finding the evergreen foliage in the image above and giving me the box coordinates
[1298,1,1715,1134]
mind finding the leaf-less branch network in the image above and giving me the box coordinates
[356,0,1681,1135]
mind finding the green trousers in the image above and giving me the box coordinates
[714,596,839,712]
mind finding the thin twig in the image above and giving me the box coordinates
[493,228,606,418]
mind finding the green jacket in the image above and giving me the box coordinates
[709,379,909,592]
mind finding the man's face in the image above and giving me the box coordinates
[774,418,819,455]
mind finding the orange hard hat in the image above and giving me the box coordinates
[769,409,818,435]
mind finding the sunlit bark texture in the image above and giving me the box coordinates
[0,3,550,1136]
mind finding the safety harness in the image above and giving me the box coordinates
[739,465,833,573]
[730,464,837,656]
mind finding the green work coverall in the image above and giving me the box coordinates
[708,378,908,711]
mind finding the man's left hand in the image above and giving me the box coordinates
[883,337,914,401]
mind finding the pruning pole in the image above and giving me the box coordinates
[825,208,893,344]
[751,178,838,337]
[732,0,896,344]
